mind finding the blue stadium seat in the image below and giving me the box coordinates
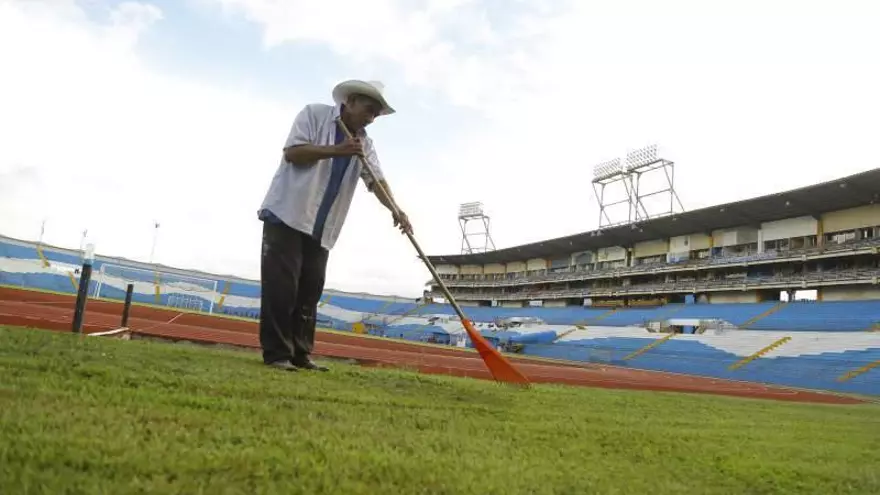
[748,301,880,332]
[666,302,777,326]
[315,293,879,332]
[329,295,388,313]
[0,272,26,287]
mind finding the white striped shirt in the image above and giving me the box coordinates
[258,102,384,250]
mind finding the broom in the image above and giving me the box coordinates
[336,117,530,387]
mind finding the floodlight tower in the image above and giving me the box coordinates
[458,202,496,254]
[624,144,685,223]
[591,158,634,228]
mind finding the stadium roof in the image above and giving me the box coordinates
[426,167,880,265]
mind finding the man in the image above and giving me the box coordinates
[256,79,412,372]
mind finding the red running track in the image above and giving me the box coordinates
[0,287,866,405]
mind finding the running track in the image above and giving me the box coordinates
[0,287,865,405]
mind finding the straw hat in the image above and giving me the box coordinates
[332,79,395,116]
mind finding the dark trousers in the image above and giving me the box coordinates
[259,220,329,364]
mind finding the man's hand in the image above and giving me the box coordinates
[369,177,411,235]
[333,137,364,157]
[393,210,413,235]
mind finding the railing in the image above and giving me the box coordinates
[429,268,880,301]
[434,237,880,289]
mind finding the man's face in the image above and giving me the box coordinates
[345,94,383,131]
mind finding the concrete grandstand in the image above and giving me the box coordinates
[1,169,878,396]
[425,167,880,310]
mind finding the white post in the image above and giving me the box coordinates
[149,221,160,264]
[94,264,105,298]
[207,280,218,314]
[79,229,88,263]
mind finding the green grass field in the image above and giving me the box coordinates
[1,326,878,494]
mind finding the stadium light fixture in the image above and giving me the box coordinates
[458,202,485,219]
[592,158,622,180]
[625,144,659,171]
[458,201,496,254]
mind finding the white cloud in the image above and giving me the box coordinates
[209,0,880,250]
[0,4,261,274]
[205,0,559,109]
[3,0,880,300]
[0,0,436,297]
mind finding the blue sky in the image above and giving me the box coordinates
[1,0,879,297]
[81,0,486,151]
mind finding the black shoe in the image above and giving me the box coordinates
[266,360,299,371]
[292,357,329,372]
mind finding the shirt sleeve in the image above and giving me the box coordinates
[359,137,385,191]
[284,105,314,148]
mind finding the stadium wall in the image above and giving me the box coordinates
[708,292,759,304]
[821,286,880,301]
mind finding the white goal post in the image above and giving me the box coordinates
[94,263,220,314]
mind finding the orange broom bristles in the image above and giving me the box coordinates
[461,319,531,386]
